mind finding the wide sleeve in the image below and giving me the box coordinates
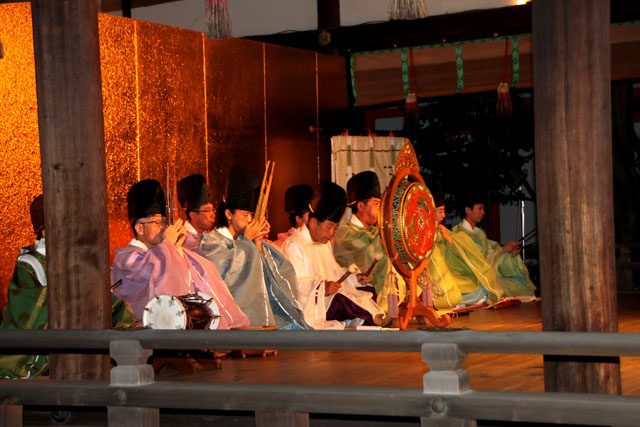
[282,239,323,307]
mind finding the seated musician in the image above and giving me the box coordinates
[452,192,536,298]
[333,171,407,312]
[112,179,249,328]
[198,166,311,330]
[0,195,135,379]
[282,182,391,329]
[177,173,215,251]
[273,184,314,247]
[425,185,505,308]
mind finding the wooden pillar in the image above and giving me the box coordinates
[31,0,112,380]
[532,0,620,393]
[317,0,340,29]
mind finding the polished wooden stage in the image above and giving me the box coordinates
[158,294,640,397]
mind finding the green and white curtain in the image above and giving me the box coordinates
[331,135,409,192]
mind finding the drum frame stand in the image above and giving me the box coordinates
[392,263,451,329]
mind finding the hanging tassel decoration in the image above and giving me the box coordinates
[496,38,513,117]
[386,272,400,318]
[403,49,420,131]
[389,0,427,20]
[206,0,231,39]
[421,271,434,307]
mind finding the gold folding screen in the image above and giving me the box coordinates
[0,3,347,308]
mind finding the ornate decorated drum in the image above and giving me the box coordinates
[142,292,221,330]
[378,143,438,277]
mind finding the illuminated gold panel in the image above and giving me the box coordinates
[135,21,207,191]
[98,13,139,263]
[0,3,41,307]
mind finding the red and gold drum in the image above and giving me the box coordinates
[379,170,437,277]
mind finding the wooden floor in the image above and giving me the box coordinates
[165,294,640,396]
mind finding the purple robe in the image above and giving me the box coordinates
[112,239,249,329]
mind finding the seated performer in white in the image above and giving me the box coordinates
[282,182,391,329]
[177,173,216,251]
[112,179,249,328]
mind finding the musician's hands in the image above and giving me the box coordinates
[356,273,371,286]
[244,217,270,242]
[163,219,186,246]
[324,280,342,296]
[502,241,521,256]
[438,224,453,245]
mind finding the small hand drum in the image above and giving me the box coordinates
[143,292,221,330]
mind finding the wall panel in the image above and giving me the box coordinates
[318,54,348,184]
[99,13,139,261]
[205,38,266,203]
[265,44,318,237]
[136,21,207,192]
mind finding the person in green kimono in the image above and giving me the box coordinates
[333,171,406,312]
[0,195,135,380]
[425,187,504,308]
[451,194,536,298]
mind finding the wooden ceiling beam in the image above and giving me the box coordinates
[246,1,640,55]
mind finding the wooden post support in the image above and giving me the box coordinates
[421,343,475,427]
[0,400,22,427]
[532,0,621,393]
[31,0,112,381]
[317,0,340,29]
[108,340,158,426]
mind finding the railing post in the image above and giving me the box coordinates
[107,340,158,427]
[421,343,475,427]
[0,398,22,427]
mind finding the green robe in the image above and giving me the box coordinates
[427,228,505,309]
[333,220,407,312]
[0,243,136,379]
[452,222,536,297]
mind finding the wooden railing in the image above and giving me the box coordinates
[1,329,639,427]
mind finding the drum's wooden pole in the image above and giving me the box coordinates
[533,0,620,394]
[32,0,111,380]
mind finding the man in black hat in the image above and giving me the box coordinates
[452,192,536,298]
[273,184,314,247]
[283,182,390,329]
[285,184,314,230]
[177,174,216,250]
[333,171,406,313]
[199,166,310,330]
[112,179,249,328]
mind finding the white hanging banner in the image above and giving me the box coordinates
[331,135,409,193]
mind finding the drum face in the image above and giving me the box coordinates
[143,295,187,330]
[142,293,221,330]
[399,182,437,262]
[379,171,437,276]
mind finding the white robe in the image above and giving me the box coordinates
[282,225,384,329]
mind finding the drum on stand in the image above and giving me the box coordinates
[143,292,221,330]
[378,141,451,329]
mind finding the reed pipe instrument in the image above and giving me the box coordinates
[255,160,275,222]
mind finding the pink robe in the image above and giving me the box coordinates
[112,239,249,329]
